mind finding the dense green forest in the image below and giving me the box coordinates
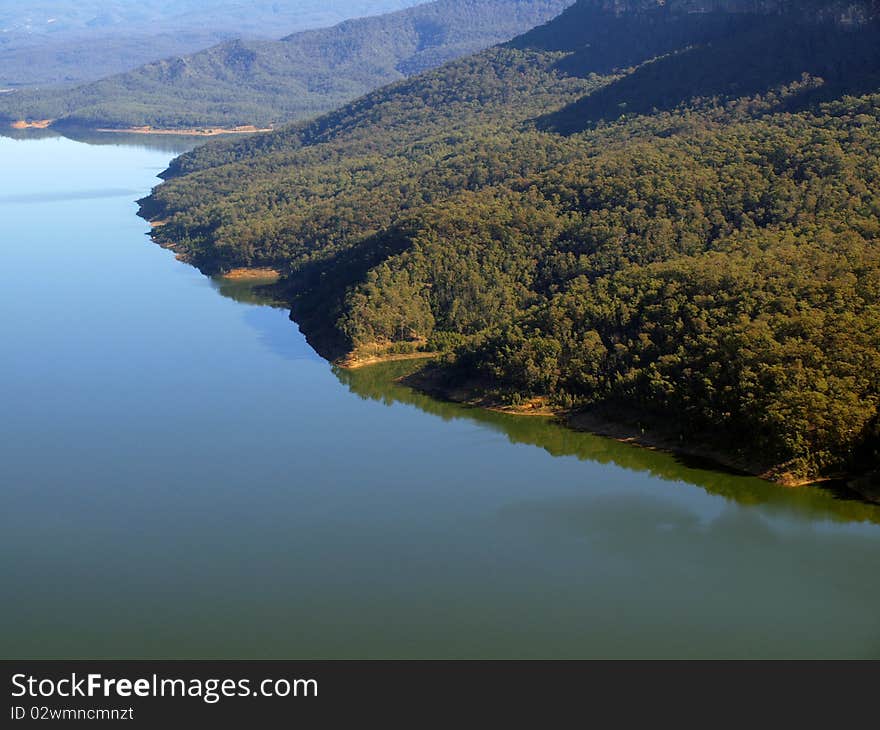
[0,0,571,129]
[140,0,880,488]
[0,1,420,88]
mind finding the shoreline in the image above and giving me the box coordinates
[7,120,272,136]
[217,267,281,281]
[94,125,273,136]
[140,219,877,503]
[338,351,439,370]
[395,361,867,495]
[10,119,53,129]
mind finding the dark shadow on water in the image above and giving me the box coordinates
[242,308,323,363]
[210,276,286,308]
[335,359,880,525]
[669,451,750,478]
[209,275,323,364]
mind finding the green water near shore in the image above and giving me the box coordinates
[2,133,880,659]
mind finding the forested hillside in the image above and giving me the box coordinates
[140,0,880,488]
[0,0,571,130]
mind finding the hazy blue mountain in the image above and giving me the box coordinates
[0,0,572,129]
[0,1,421,87]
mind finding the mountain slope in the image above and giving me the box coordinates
[0,1,421,88]
[141,0,880,487]
[0,0,572,130]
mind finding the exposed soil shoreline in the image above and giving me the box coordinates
[94,125,273,136]
[394,361,867,494]
[7,120,272,136]
[338,351,439,370]
[139,217,877,503]
[10,119,53,129]
[218,267,281,281]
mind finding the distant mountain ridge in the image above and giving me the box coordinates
[0,0,572,130]
[0,1,422,88]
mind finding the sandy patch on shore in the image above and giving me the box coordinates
[218,267,281,281]
[10,119,53,129]
[95,125,272,136]
[397,363,835,488]
[339,351,439,370]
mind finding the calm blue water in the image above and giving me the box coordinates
[2,133,880,659]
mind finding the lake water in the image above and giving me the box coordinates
[2,133,880,659]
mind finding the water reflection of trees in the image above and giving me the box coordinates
[0,126,199,154]
[336,360,880,525]
[210,276,286,308]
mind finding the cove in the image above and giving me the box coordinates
[2,132,880,659]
